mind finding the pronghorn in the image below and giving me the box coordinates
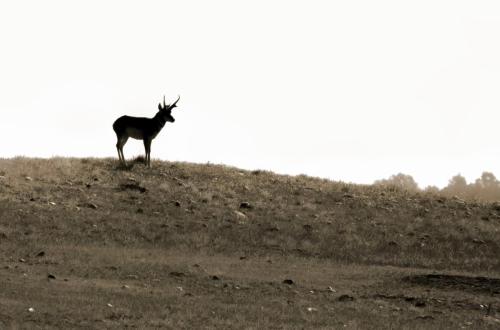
[113,95,180,167]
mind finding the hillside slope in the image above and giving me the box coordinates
[1,158,500,328]
[1,157,499,270]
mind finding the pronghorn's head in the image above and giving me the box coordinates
[158,95,180,123]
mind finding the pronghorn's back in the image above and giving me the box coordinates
[113,116,155,140]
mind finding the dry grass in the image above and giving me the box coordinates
[1,157,500,329]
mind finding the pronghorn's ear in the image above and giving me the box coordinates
[158,103,163,111]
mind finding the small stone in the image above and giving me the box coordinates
[283,279,294,285]
[122,285,130,289]
[239,202,252,209]
[47,274,56,280]
[307,307,318,312]
[337,294,355,302]
[169,271,186,277]
[211,275,220,281]
[49,202,56,206]
[25,176,33,181]
[36,251,45,257]
[86,203,98,209]
[327,286,337,293]
[19,258,26,263]
[28,307,35,313]
[107,303,113,308]
[234,211,247,219]
[173,200,181,207]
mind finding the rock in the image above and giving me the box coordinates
[36,251,45,257]
[416,315,434,320]
[25,176,33,181]
[19,258,26,263]
[107,303,113,308]
[234,211,247,219]
[49,202,56,206]
[211,275,220,281]
[169,271,186,277]
[283,279,294,285]
[86,203,98,209]
[122,285,130,289]
[28,307,35,313]
[120,183,147,193]
[337,294,355,302]
[239,202,252,209]
[173,200,181,207]
[266,226,279,232]
[47,274,56,280]
[307,307,318,312]
[327,286,337,293]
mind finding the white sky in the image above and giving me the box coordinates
[1,0,499,188]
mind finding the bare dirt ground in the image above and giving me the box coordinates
[1,157,499,329]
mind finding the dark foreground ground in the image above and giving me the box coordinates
[0,158,499,329]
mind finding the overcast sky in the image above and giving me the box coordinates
[1,1,499,188]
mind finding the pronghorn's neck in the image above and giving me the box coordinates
[152,111,168,130]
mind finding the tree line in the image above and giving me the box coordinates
[374,172,500,202]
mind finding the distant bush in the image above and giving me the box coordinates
[374,173,420,192]
[440,172,500,202]
[376,171,500,202]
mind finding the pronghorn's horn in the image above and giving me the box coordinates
[171,95,180,108]
[163,95,166,109]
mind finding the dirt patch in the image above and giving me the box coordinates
[404,274,500,294]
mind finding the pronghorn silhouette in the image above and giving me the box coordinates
[113,95,180,167]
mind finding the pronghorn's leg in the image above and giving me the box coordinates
[118,136,129,165]
[116,138,123,163]
[116,141,124,163]
[143,139,152,167]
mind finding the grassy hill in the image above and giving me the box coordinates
[1,158,500,329]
